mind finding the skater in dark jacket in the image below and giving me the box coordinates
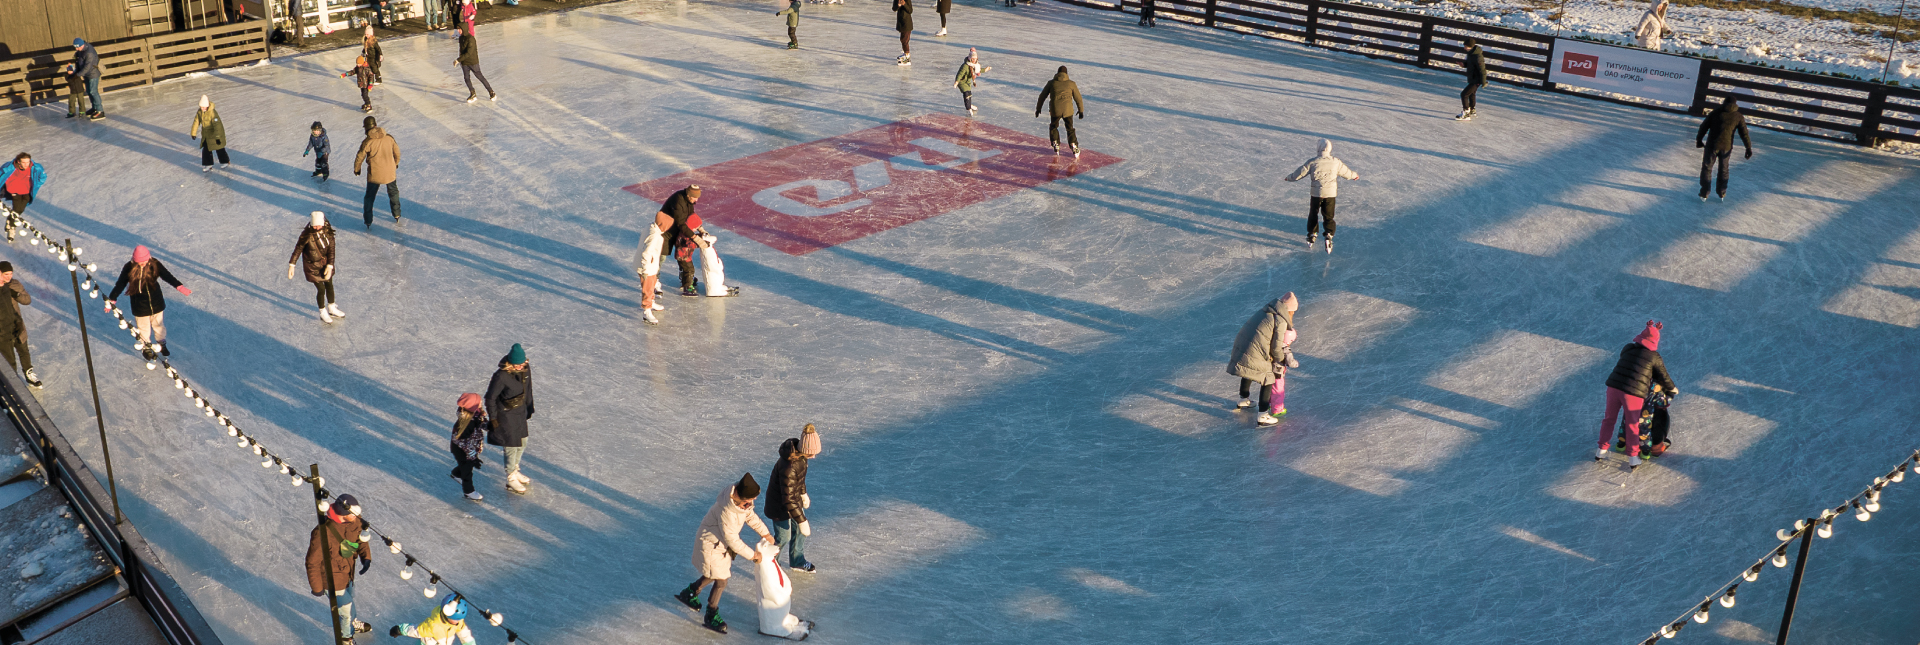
[485,344,534,494]
[361,28,384,85]
[1456,38,1487,120]
[306,494,374,639]
[1596,321,1677,467]
[0,263,38,388]
[1694,95,1753,200]
[1228,292,1299,427]
[1140,0,1156,26]
[1035,66,1086,157]
[72,39,103,119]
[456,30,496,102]
[656,185,702,295]
[766,425,822,572]
[303,122,331,179]
[343,57,376,112]
[107,245,190,360]
[776,0,801,49]
[187,96,230,170]
[935,0,952,35]
[287,211,342,323]
[893,0,914,65]
[451,393,489,501]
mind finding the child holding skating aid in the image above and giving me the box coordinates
[302,121,330,180]
[954,48,990,116]
[341,57,375,113]
[388,596,477,645]
[775,0,800,49]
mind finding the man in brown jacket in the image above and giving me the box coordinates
[306,494,374,638]
[353,116,403,229]
[0,262,36,388]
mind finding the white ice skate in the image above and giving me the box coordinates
[320,307,334,323]
[1072,143,1081,159]
[512,471,531,485]
[643,310,659,325]
[327,303,346,318]
[465,491,484,501]
[1594,447,1609,461]
[506,478,527,494]
[1306,233,1316,249]
[1256,412,1280,426]
[1628,455,1644,469]
[937,27,948,36]
[1324,235,1333,254]
[1235,399,1251,409]
[753,542,812,640]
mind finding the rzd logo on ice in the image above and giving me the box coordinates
[1562,52,1599,78]
[624,113,1123,255]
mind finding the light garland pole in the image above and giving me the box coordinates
[1773,517,1814,645]
[1884,0,1908,83]
[63,239,118,524]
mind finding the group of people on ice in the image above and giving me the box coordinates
[676,425,823,637]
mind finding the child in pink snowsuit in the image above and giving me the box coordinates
[1597,321,1676,463]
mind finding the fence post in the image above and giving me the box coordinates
[1305,0,1320,45]
[1689,61,1713,115]
[1206,0,1216,27]
[1775,520,1816,645]
[1416,18,1433,66]
[1858,87,1888,147]
[1542,37,1558,90]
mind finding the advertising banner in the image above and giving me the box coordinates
[1549,38,1702,105]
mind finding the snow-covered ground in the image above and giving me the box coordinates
[0,0,1916,643]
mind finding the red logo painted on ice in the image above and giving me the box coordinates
[1562,52,1599,78]
[622,113,1124,255]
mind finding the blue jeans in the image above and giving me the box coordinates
[332,581,356,638]
[362,181,402,225]
[83,77,102,114]
[772,518,809,567]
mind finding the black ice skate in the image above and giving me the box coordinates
[703,611,728,634]
[1306,232,1316,249]
[1072,143,1081,159]
[674,588,704,610]
[1324,235,1334,254]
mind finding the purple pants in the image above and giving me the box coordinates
[1599,387,1644,456]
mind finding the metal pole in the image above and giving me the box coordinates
[1775,519,1816,645]
[1883,0,1908,83]
[66,239,120,525]
[310,464,348,645]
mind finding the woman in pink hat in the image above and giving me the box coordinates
[107,245,191,360]
[1596,321,1677,468]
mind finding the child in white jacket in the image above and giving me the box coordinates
[1283,138,1360,254]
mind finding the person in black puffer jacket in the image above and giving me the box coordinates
[765,425,822,572]
[1596,321,1676,464]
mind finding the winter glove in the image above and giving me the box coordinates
[1285,351,1300,369]
[287,264,297,280]
[1696,141,1705,148]
[1744,149,1753,160]
[323,265,335,280]
[358,558,371,575]
[312,590,325,597]
[799,520,811,537]
[801,493,810,509]
[176,286,192,296]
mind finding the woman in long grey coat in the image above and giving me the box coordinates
[676,474,774,634]
[1228,292,1299,426]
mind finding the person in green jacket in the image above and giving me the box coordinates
[775,0,800,49]
[188,95,230,171]
[953,48,990,116]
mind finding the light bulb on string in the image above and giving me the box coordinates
[400,568,413,580]
[313,477,324,487]
[1742,564,1760,582]
[227,426,238,437]
[425,576,440,598]
[87,289,98,298]
[145,360,156,371]
[71,247,80,256]
[1720,585,1738,608]
[317,500,330,512]
[116,320,127,330]
[261,457,273,468]
[291,474,303,486]
[1692,602,1710,624]
[387,539,403,554]
[1772,547,1790,568]
[505,628,519,643]
[65,263,76,272]
[1854,500,1872,522]
[80,279,91,290]
[236,438,248,448]
[488,612,504,627]
[1660,624,1677,639]
[84,263,95,272]
[1894,464,1908,483]
[1869,487,1883,503]
[1865,498,1881,513]
[1817,519,1833,538]
[28,237,39,246]
[172,378,183,389]
[204,408,215,417]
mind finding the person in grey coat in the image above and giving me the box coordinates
[1284,139,1359,254]
[1228,292,1299,426]
[484,343,534,494]
[676,473,775,634]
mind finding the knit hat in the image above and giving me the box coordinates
[506,343,526,365]
[331,494,362,516]
[968,47,977,59]
[363,116,378,130]
[311,211,326,227]
[0,262,13,273]
[355,55,367,66]
[799,423,821,456]
[311,121,323,131]
[198,95,209,109]
[457,392,483,413]
[734,472,760,500]
[687,185,702,200]
[1280,292,1298,312]
[132,245,151,264]
[1634,320,1663,351]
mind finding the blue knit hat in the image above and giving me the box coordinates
[506,343,526,365]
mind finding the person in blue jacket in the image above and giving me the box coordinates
[1,154,47,243]
[72,39,103,119]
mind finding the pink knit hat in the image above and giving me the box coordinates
[1280,292,1298,312]
[457,392,484,414]
[132,245,151,263]
[1634,320,1663,351]
[799,424,821,456]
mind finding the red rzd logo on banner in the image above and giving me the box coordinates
[623,113,1123,255]
[1562,52,1599,78]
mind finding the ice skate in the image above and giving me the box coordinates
[642,310,659,325]
[1699,188,1710,201]
[793,562,816,573]
[1235,398,1251,409]
[1072,143,1081,159]
[1454,110,1470,121]
[489,92,498,102]
[466,92,477,104]
[220,163,231,170]
[1717,193,1726,202]
[506,478,527,494]
[24,368,42,389]
[1628,455,1644,470]
[703,611,728,634]
[328,303,346,318]
[675,588,704,610]
[1594,447,1609,461]
[1256,412,1280,426]
[1051,142,1060,155]
[512,471,531,485]
[1324,235,1334,254]
[320,307,334,323]
[681,286,700,297]
[650,302,665,311]
[937,27,948,36]
[1306,233,1316,249]
[787,42,799,49]
[202,165,212,172]
[464,491,484,501]
[1651,441,1669,457]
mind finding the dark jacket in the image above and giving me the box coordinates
[452,409,487,461]
[1696,99,1753,154]
[894,0,913,33]
[661,189,697,239]
[484,360,533,448]
[1035,68,1085,119]
[108,259,183,317]
[305,516,370,594]
[0,282,22,337]
[304,130,330,158]
[1464,45,1487,85]
[347,65,375,90]
[1604,342,1675,399]
[936,0,951,13]
[73,44,101,80]
[362,39,383,64]
[458,34,480,66]
[288,225,337,283]
[765,438,809,523]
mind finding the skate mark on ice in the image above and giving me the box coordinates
[1284,399,1489,496]
[1545,459,1697,508]
[1496,525,1596,562]
[1660,394,1775,460]
[1003,588,1074,621]
[1823,263,1920,328]
[1423,330,1608,409]
[1292,291,1417,362]
[1063,568,1151,596]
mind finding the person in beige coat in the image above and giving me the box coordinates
[1283,138,1359,254]
[353,116,403,229]
[1634,0,1670,51]
[676,473,774,634]
[633,211,670,325]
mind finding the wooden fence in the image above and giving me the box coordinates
[1062,0,1920,146]
[0,22,269,111]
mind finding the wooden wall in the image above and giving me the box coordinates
[0,0,133,56]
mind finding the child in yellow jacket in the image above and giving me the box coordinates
[389,597,477,645]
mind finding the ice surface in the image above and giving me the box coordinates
[0,0,1914,643]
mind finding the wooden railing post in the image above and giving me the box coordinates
[1689,61,1714,115]
[1416,18,1433,66]
[1542,36,1558,90]
[1305,0,1320,45]
[1859,87,1889,147]
[1205,0,1216,26]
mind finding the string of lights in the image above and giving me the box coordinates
[1635,450,1918,644]
[5,215,528,644]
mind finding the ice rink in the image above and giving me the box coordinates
[0,0,1917,642]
